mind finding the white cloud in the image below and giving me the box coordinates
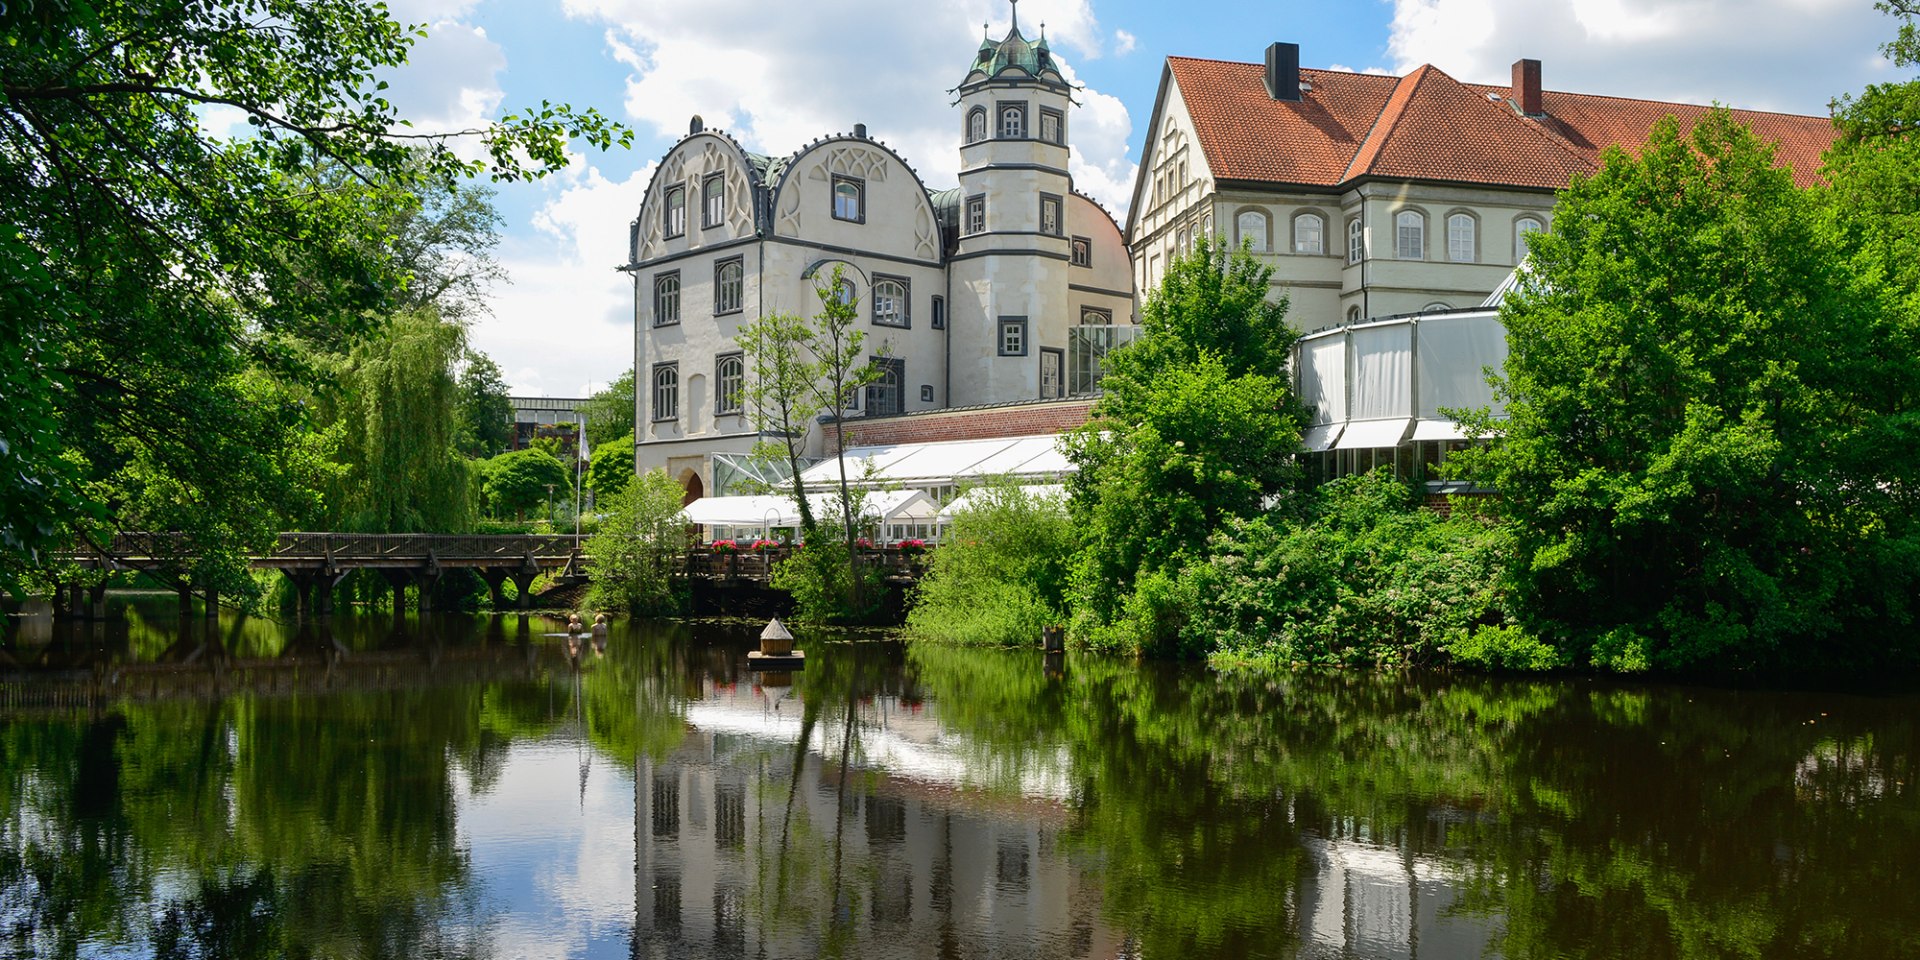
[473,161,657,396]
[1113,29,1137,56]
[1385,0,1894,114]
[382,18,506,134]
[563,0,1136,212]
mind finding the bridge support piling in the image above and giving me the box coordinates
[479,570,511,612]
[416,572,439,615]
[86,583,108,621]
[177,582,193,619]
[512,573,538,611]
[203,586,219,620]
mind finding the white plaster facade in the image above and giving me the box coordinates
[627,20,1134,496]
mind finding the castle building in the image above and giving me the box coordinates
[625,10,1135,500]
[1128,43,1835,327]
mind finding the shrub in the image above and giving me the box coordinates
[906,482,1073,647]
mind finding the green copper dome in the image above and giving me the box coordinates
[966,6,1058,81]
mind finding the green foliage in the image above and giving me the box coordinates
[583,468,688,614]
[1467,110,1920,673]
[771,539,886,624]
[481,448,568,521]
[906,483,1073,646]
[737,310,823,535]
[454,351,514,458]
[586,432,636,498]
[1191,471,1512,667]
[579,369,636,449]
[1064,238,1306,656]
[320,309,476,533]
[0,0,628,587]
[1444,624,1564,672]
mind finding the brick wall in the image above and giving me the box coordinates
[830,399,1097,452]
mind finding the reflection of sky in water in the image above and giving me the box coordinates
[460,740,638,960]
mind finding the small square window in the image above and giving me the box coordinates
[998,316,1028,357]
[832,175,865,223]
[1070,236,1092,267]
[920,385,934,403]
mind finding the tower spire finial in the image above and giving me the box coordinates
[1009,0,1019,34]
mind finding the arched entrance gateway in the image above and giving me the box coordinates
[678,469,704,506]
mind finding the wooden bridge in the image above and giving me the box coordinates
[56,533,585,618]
[50,534,926,620]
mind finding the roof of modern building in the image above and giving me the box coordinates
[1165,56,1836,191]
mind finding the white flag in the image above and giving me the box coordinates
[578,426,590,462]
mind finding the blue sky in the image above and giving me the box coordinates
[371,0,1903,397]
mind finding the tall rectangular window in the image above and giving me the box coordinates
[664,186,686,238]
[931,295,946,330]
[997,101,1026,139]
[865,357,904,416]
[651,363,679,422]
[1040,348,1064,399]
[1447,213,1476,262]
[1347,217,1365,264]
[871,276,909,327]
[997,316,1028,357]
[702,174,725,228]
[1040,194,1062,237]
[715,353,744,415]
[714,258,743,314]
[1071,236,1092,267]
[1039,108,1063,144]
[653,271,680,327]
[965,195,985,235]
[1395,210,1425,260]
[832,175,864,222]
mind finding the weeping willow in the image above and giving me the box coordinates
[321,308,477,533]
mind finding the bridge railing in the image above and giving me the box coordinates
[60,532,585,564]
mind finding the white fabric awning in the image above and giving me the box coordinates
[1409,419,1504,441]
[936,485,1066,520]
[681,495,801,528]
[1301,422,1343,453]
[1333,418,1411,450]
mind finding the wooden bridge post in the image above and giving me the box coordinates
[177,581,193,619]
[511,572,538,611]
[86,583,108,621]
[478,569,511,611]
[203,585,219,620]
[416,573,438,614]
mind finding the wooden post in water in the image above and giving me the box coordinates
[1041,624,1065,652]
[86,583,107,621]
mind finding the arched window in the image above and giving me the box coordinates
[1236,210,1268,253]
[651,364,679,421]
[1202,214,1213,237]
[831,176,863,222]
[703,175,725,228]
[1395,209,1425,260]
[1423,301,1451,312]
[821,277,856,308]
[714,259,743,314]
[1346,305,1362,324]
[1176,228,1189,251]
[966,107,987,144]
[715,354,744,415]
[663,186,686,237]
[1000,104,1024,139]
[653,273,680,327]
[872,278,908,327]
[1347,217,1364,264]
[1293,213,1325,254]
[1447,213,1476,262]
[1515,216,1544,263]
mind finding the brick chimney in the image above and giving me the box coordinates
[1265,42,1301,102]
[1511,58,1542,115]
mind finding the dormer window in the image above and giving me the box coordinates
[832,175,864,223]
[702,175,725,228]
[966,107,987,144]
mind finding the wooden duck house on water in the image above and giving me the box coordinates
[747,618,805,670]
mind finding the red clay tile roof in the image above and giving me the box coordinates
[1168,56,1836,191]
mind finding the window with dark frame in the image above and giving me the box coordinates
[664,186,686,237]
[865,357,904,416]
[920,384,934,403]
[831,175,864,222]
[931,295,946,330]
[714,258,743,314]
[1039,194,1062,237]
[966,107,987,144]
[651,363,679,421]
[997,316,1028,356]
[1071,236,1092,267]
[1039,108,1063,144]
[998,102,1026,138]
[965,195,985,235]
[653,272,680,326]
[1040,348,1064,399]
[715,353,744,415]
[702,175,725,228]
[871,276,909,327]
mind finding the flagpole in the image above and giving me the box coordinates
[574,384,589,553]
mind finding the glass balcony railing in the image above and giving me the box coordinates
[1068,324,1142,396]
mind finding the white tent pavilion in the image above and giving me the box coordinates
[682,489,938,544]
[797,434,1075,505]
[935,484,1067,527]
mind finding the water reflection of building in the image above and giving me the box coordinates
[1296,819,1498,959]
[630,683,1117,958]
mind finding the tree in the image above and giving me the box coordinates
[906,482,1074,646]
[738,311,824,536]
[454,352,514,458]
[579,369,636,449]
[1064,238,1307,656]
[586,433,636,499]
[0,1,628,592]
[584,468,687,614]
[482,449,569,521]
[1468,111,1920,673]
[802,266,886,610]
[320,309,477,533]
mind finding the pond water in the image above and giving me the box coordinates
[2,605,1917,959]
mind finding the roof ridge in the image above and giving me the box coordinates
[1461,81,1831,122]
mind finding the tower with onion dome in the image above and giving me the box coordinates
[949,1,1076,405]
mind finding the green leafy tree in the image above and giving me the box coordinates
[584,468,687,614]
[738,311,824,535]
[579,368,636,449]
[454,351,514,458]
[0,0,628,591]
[1465,111,1920,673]
[906,482,1073,646]
[586,432,637,499]
[320,309,476,533]
[1064,238,1307,656]
[482,448,569,521]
